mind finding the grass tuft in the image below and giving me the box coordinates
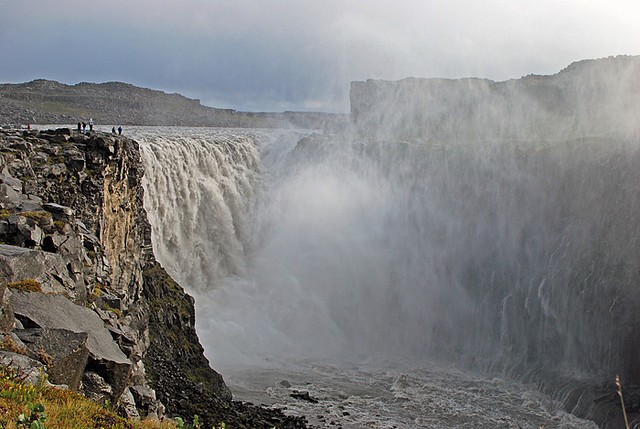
[18,212,52,226]
[6,279,43,293]
[0,365,178,429]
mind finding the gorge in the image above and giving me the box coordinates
[137,55,640,428]
[0,54,639,428]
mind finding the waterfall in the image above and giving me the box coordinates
[139,128,263,289]
[138,126,640,393]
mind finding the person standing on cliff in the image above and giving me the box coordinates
[118,126,122,135]
[89,118,94,132]
[82,122,87,133]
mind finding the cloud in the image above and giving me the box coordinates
[1,0,639,111]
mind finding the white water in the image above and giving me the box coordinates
[134,126,610,428]
[225,361,597,429]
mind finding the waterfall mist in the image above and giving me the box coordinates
[138,124,640,397]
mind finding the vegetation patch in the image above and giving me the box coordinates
[0,335,30,355]
[5,279,43,293]
[53,220,65,233]
[18,212,52,226]
[89,282,104,301]
[0,365,178,429]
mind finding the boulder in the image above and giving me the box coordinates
[7,139,32,153]
[1,175,23,193]
[0,244,78,296]
[76,220,100,249]
[53,128,71,136]
[0,351,45,386]
[118,388,141,420]
[65,157,86,172]
[0,284,13,332]
[18,195,44,213]
[82,371,112,403]
[0,183,22,209]
[15,216,44,247]
[43,202,74,220]
[130,384,161,418]
[42,163,66,178]
[12,291,132,401]
[14,328,89,390]
[38,132,68,144]
[96,137,116,156]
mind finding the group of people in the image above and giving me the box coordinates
[77,118,94,133]
[76,119,122,135]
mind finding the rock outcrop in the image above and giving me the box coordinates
[351,55,640,143]
[0,127,307,428]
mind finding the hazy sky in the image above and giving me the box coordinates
[1,0,639,112]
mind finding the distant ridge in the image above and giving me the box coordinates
[350,55,640,142]
[0,79,347,130]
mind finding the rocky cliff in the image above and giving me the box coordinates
[346,54,640,428]
[0,127,306,428]
[351,55,640,143]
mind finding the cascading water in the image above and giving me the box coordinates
[135,125,638,428]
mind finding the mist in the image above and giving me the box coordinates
[137,124,640,404]
[130,56,640,429]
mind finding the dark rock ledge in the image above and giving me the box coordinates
[0,127,307,429]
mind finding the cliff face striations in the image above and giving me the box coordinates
[0,127,306,428]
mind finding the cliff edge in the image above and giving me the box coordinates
[0,127,306,428]
[351,55,640,143]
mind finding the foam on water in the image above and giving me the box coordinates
[224,360,598,429]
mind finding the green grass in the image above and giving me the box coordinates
[0,365,179,429]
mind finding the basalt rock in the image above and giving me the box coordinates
[0,128,308,428]
[0,128,160,414]
[0,245,80,297]
[0,284,13,332]
[14,328,89,390]
[12,291,131,401]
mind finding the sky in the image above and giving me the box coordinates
[1,0,639,112]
